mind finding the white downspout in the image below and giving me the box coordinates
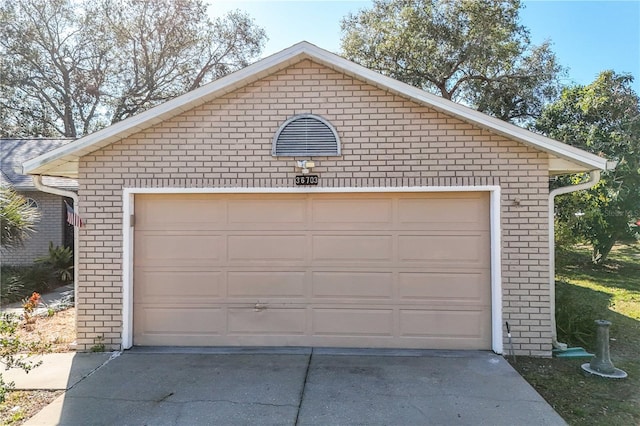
[32,176,79,315]
[549,170,600,350]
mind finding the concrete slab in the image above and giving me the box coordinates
[299,351,565,425]
[27,352,309,425]
[2,352,112,390]
[24,350,566,426]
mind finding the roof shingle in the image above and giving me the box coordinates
[0,139,78,190]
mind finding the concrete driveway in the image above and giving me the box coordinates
[26,348,565,425]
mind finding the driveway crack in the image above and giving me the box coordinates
[67,351,121,391]
[68,395,298,408]
[295,348,313,425]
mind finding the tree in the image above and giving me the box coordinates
[0,186,40,250]
[340,0,563,123]
[0,0,267,138]
[535,71,640,264]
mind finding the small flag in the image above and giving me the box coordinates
[65,201,84,227]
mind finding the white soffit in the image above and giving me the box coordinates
[22,41,609,179]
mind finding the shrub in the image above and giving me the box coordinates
[0,267,25,303]
[0,246,73,305]
[35,242,73,284]
[0,313,49,402]
[0,265,55,305]
[10,265,55,294]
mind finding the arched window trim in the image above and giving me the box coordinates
[272,114,341,157]
[26,197,39,209]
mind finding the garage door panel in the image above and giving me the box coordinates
[134,307,225,345]
[311,272,393,299]
[398,271,489,302]
[227,308,306,335]
[227,199,306,228]
[134,270,222,302]
[136,196,224,231]
[399,309,487,338]
[227,271,306,298]
[397,196,488,230]
[136,233,222,265]
[311,198,393,228]
[227,235,306,262]
[312,309,394,336]
[312,235,393,261]
[398,234,489,264]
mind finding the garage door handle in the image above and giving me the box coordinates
[254,303,267,312]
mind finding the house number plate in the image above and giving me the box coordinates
[295,175,319,186]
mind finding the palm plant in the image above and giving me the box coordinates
[0,185,40,249]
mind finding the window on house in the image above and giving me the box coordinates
[272,114,341,157]
[26,198,38,209]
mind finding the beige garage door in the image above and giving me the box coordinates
[133,192,491,349]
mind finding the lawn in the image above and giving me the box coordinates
[512,243,640,426]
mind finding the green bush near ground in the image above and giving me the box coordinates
[513,243,640,425]
[1,244,73,305]
[0,267,24,303]
[1,265,53,303]
[35,243,73,283]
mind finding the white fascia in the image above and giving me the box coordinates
[121,185,503,354]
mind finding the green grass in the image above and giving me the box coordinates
[557,244,640,319]
[512,243,640,426]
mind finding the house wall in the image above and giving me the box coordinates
[1,192,66,266]
[77,59,551,355]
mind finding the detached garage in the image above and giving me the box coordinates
[23,42,609,356]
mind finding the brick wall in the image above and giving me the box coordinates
[77,59,550,355]
[1,192,66,265]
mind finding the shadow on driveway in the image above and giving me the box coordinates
[27,349,566,425]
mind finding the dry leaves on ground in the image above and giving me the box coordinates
[14,307,76,352]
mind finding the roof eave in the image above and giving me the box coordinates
[22,41,610,178]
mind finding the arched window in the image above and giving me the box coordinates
[26,198,38,209]
[272,114,340,157]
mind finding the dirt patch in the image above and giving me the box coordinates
[0,390,63,425]
[14,308,76,352]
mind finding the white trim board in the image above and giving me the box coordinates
[121,185,503,354]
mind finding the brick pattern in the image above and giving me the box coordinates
[1,192,66,265]
[77,59,550,355]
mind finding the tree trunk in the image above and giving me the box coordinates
[592,238,616,265]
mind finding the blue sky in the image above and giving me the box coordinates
[210,0,640,92]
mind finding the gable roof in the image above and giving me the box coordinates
[22,41,611,179]
[1,139,78,190]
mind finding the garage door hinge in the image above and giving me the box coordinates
[129,214,135,227]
